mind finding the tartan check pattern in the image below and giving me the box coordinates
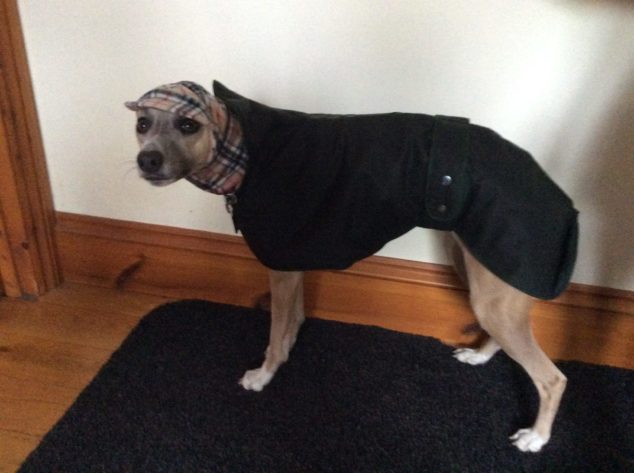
[186,110,249,195]
[130,81,214,124]
[127,81,249,196]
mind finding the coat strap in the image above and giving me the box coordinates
[425,115,471,226]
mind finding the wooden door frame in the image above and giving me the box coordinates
[0,0,61,299]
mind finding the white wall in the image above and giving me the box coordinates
[18,0,634,291]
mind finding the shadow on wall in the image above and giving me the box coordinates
[578,71,634,292]
[546,2,634,365]
[566,69,634,365]
[572,0,634,6]
[545,3,634,292]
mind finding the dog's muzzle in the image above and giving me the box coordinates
[137,150,177,186]
[137,150,163,174]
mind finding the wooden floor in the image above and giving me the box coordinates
[0,282,632,471]
[0,283,171,472]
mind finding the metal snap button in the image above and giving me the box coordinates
[437,204,448,213]
[441,175,452,186]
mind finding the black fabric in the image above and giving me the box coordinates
[425,116,471,224]
[20,301,634,472]
[454,125,579,299]
[217,84,440,268]
[214,82,579,300]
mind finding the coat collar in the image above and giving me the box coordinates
[186,105,249,195]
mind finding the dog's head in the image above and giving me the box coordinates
[125,81,224,186]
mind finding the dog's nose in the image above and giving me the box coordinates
[137,150,164,174]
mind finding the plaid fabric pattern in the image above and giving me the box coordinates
[186,111,249,195]
[127,81,248,196]
[129,81,214,125]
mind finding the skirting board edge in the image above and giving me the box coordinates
[55,211,633,368]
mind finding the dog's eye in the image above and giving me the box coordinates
[136,117,151,134]
[177,118,201,135]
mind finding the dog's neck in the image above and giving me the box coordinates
[186,99,249,196]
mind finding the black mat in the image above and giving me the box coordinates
[20,300,633,472]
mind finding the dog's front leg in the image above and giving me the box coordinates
[240,270,305,391]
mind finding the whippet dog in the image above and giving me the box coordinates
[126,81,578,452]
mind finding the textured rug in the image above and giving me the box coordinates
[19,300,633,472]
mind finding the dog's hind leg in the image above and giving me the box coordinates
[457,240,567,453]
[240,270,305,391]
[448,234,498,362]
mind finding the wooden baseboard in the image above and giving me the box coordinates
[55,211,633,369]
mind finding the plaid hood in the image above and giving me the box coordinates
[125,81,216,126]
[126,81,248,195]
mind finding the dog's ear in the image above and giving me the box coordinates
[124,101,139,111]
[209,100,226,126]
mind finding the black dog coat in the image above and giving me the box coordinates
[214,81,578,300]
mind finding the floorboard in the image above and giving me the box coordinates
[0,283,170,472]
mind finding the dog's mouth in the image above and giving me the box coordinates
[141,173,181,187]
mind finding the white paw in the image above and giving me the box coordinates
[453,348,492,365]
[239,367,274,392]
[510,428,548,452]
